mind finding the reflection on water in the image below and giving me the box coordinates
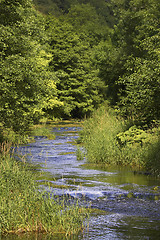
[4,122,160,240]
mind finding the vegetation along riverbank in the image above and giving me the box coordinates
[78,106,160,176]
[0,143,88,237]
[0,0,159,237]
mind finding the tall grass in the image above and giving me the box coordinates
[79,106,125,165]
[79,106,160,174]
[145,140,160,175]
[0,143,88,237]
[28,125,56,140]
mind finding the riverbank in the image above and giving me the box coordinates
[1,121,160,239]
[0,142,87,237]
[79,106,160,176]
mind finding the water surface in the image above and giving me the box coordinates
[11,122,160,239]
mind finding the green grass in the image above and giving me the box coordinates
[0,143,88,237]
[76,147,85,161]
[0,124,55,144]
[79,105,160,175]
[79,106,125,165]
[145,140,160,175]
[28,125,56,140]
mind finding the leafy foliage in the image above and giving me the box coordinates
[99,0,160,124]
[33,0,115,27]
[62,3,111,46]
[47,17,105,118]
[80,106,160,173]
[0,0,61,139]
[116,126,157,146]
[1,0,159,140]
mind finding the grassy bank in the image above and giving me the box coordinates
[0,123,56,145]
[28,124,56,141]
[0,143,88,237]
[79,106,160,175]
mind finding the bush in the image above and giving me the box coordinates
[0,125,28,144]
[117,126,152,146]
[80,105,160,174]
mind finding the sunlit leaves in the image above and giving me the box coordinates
[0,0,60,136]
[47,17,104,118]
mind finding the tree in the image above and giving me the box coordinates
[99,0,160,124]
[0,0,60,138]
[62,3,111,47]
[46,17,105,118]
[33,0,78,14]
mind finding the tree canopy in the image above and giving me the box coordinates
[0,0,61,138]
[0,0,159,141]
[99,0,160,124]
[46,17,105,118]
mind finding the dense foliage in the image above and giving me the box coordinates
[79,106,160,175]
[1,0,159,139]
[99,0,160,124]
[0,0,61,141]
[46,16,105,118]
[33,0,115,26]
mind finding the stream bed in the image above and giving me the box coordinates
[6,122,160,239]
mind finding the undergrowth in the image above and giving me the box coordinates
[0,143,88,237]
[0,123,56,145]
[79,106,160,175]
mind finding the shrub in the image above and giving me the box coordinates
[80,105,160,174]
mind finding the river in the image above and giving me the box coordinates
[4,121,160,240]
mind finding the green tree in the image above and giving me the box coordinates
[33,0,78,14]
[100,0,160,124]
[77,0,115,27]
[0,0,60,138]
[62,3,111,47]
[47,17,105,118]
[33,0,62,15]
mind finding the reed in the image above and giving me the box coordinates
[29,125,56,140]
[80,106,125,165]
[80,106,160,173]
[0,143,88,237]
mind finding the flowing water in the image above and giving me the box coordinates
[5,122,160,239]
